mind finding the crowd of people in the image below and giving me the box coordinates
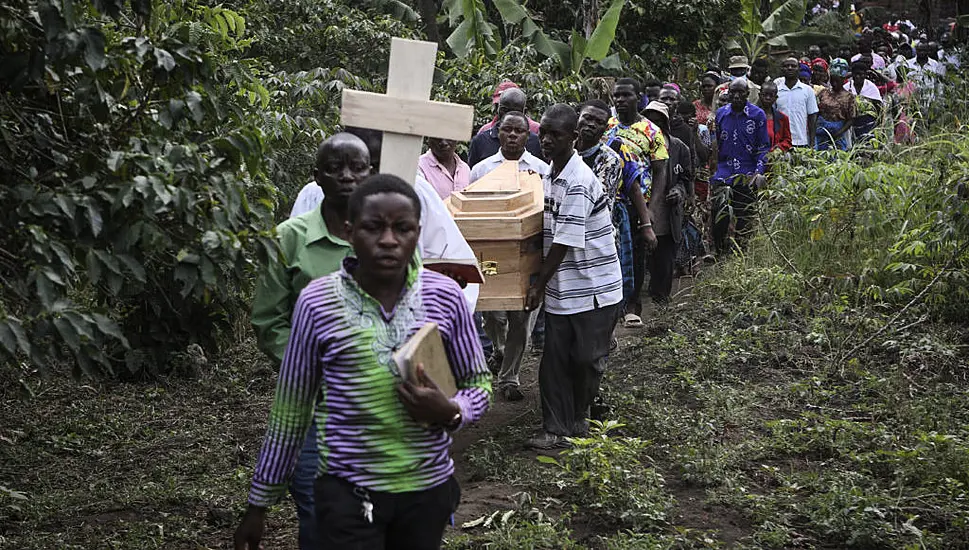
[232,17,961,549]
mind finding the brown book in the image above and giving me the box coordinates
[393,323,458,397]
[423,258,485,285]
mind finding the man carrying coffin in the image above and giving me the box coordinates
[290,127,481,309]
[235,175,492,549]
[469,111,550,402]
[525,104,623,450]
[467,87,544,169]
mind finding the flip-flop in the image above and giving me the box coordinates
[623,313,644,328]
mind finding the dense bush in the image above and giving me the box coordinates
[0,0,277,376]
[760,133,969,316]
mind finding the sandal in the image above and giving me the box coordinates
[623,313,644,328]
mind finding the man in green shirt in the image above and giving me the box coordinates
[249,132,371,550]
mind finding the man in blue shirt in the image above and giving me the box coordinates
[713,79,770,255]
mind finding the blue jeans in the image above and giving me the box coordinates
[291,421,321,550]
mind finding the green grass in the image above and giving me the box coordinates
[451,238,969,548]
[3,262,967,548]
[4,137,969,548]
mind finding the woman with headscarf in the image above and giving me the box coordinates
[849,60,883,143]
[798,62,813,86]
[815,58,856,151]
[810,58,830,95]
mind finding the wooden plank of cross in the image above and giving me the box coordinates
[340,37,475,186]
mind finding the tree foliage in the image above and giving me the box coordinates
[0,0,278,376]
[442,0,625,73]
[727,0,838,59]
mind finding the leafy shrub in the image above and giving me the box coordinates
[435,44,604,130]
[538,420,674,530]
[756,135,969,316]
[446,517,583,550]
[0,0,277,376]
[447,492,583,550]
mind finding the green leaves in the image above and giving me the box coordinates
[80,28,106,70]
[762,0,806,35]
[584,0,625,62]
[0,318,31,358]
[462,0,625,74]
[444,0,500,58]
[1,0,277,377]
[739,0,765,35]
[730,0,836,59]
[154,48,176,72]
[491,0,568,67]
[92,0,123,19]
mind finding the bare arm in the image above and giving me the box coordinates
[808,113,818,145]
[629,186,657,249]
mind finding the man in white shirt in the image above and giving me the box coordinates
[775,57,819,147]
[290,127,480,309]
[470,112,550,182]
[903,42,947,103]
[525,104,622,450]
[469,112,550,402]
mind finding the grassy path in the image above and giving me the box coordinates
[3,263,968,548]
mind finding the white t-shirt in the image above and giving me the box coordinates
[774,78,820,146]
[289,174,480,309]
[542,152,623,315]
[902,57,946,101]
[469,150,550,183]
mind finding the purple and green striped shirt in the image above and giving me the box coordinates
[248,258,491,507]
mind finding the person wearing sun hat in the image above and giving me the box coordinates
[641,101,690,305]
[815,58,855,151]
[716,55,759,105]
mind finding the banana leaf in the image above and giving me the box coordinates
[763,0,807,35]
[584,0,624,61]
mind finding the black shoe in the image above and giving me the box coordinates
[487,352,504,374]
[501,386,525,402]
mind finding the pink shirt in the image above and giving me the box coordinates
[417,151,471,200]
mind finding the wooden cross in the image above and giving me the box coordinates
[340,38,475,186]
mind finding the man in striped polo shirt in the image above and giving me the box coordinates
[525,104,624,450]
[234,175,492,549]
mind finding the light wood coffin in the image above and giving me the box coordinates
[448,161,544,311]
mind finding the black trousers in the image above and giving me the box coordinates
[712,183,757,254]
[539,303,621,436]
[628,205,647,311]
[314,475,460,550]
[647,234,676,305]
